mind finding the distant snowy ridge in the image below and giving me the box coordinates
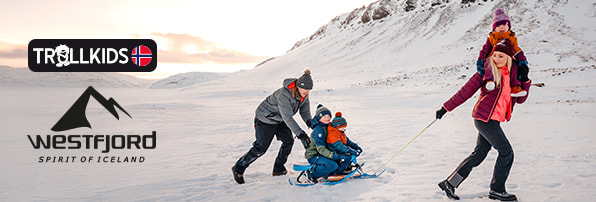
[0,66,150,88]
[0,66,231,89]
[149,72,228,89]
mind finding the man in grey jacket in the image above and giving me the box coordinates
[232,68,313,184]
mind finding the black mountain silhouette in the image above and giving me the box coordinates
[51,86,132,132]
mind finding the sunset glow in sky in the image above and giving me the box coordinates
[0,0,376,78]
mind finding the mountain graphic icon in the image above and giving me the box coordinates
[51,86,132,132]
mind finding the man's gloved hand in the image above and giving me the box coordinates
[297,132,310,149]
[306,119,313,129]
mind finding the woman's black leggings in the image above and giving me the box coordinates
[446,119,514,192]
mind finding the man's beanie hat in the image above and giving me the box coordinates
[296,67,313,90]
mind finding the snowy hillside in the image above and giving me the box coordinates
[228,0,596,91]
[1,0,596,201]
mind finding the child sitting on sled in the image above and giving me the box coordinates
[302,105,351,183]
[326,112,363,176]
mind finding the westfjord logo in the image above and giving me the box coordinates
[27,86,156,163]
[28,39,157,72]
[51,86,132,132]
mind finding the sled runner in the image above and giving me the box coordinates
[288,158,385,186]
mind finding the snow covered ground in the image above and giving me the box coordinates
[1,0,596,201]
[2,66,595,201]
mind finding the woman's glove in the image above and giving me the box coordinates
[436,107,448,119]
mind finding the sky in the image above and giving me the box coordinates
[0,0,377,79]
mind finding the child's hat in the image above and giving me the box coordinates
[492,8,511,31]
[315,104,331,120]
[492,38,515,58]
[331,112,347,128]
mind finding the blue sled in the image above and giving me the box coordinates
[288,162,384,186]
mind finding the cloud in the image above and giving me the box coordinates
[139,33,267,64]
[0,41,27,58]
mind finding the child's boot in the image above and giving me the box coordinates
[306,168,318,183]
[327,175,344,182]
[511,85,527,97]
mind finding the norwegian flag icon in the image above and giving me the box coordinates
[131,45,152,66]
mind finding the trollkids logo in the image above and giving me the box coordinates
[28,39,157,72]
[27,86,156,163]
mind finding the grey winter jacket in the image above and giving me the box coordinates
[255,78,312,135]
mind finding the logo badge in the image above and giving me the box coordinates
[51,86,132,132]
[28,39,157,72]
[26,86,156,161]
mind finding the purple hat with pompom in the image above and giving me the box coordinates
[492,8,511,31]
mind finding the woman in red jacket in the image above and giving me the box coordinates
[435,39,531,201]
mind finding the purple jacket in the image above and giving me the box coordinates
[443,65,531,122]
